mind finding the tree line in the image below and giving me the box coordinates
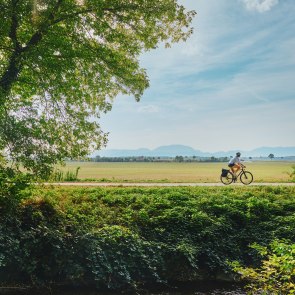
[90,156,230,163]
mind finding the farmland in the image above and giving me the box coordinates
[56,161,295,183]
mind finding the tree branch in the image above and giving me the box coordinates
[50,4,144,26]
[0,45,13,52]
[23,0,64,52]
[9,0,21,51]
[0,0,64,95]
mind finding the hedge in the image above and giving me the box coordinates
[0,185,294,291]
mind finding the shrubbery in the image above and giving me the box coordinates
[50,167,81,182]
[230,240,295,294]
[289,165,295,182]
[0,166,32,210]
[0,185,294,291]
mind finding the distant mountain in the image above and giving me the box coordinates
[93,145,295,158]
[93,145,205,157]
[152,145,207,157]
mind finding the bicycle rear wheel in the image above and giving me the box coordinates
[220,171,234,185]
[240,171,253,185]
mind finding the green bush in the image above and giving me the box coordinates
[230,240,295,294]
[289,166,295,182]
[0,166,32,210]
[0,186,294,290]
[50,167,81,182]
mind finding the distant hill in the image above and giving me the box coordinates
[152,145,206,157]
[93,145,295,158]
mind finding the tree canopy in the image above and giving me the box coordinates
[0,0,195,176]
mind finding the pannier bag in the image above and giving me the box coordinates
[221,169,229,177]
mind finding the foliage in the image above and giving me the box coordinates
[230,240,295,294]
[0,186,294,290]
[288,166,295,181]
[0,165,32,210]
[50,166,80,182]
[0,0,195,177]
[175,155,184,162]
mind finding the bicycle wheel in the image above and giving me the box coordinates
[240,171,253,185]
[220,171,234,185]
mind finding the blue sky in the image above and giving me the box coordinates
[100,0,295,152]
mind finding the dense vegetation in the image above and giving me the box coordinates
[0,185,294,292]
[231,240,295,294]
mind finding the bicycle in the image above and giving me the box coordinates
[220,165,253,185]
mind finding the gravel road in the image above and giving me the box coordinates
[45,182,295,187]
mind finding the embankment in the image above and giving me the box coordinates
[0,186,294,292]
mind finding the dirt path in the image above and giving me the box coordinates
[45,182,295,187]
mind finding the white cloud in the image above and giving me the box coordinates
[242,0,279,13]
[137,105,159,113]
[181,43,206,57]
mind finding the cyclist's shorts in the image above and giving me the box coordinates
[228,163,235,167]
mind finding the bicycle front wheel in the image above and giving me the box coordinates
[240,171,253,185]
[220,172,234,185]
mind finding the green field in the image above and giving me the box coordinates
[57,161,295,183]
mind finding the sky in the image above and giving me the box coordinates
[100,0,295,153]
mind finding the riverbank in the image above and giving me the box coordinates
[0,186,294,292]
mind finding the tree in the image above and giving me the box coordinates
[175,155,184,162]
[0,0,195,177]
[210,156,216,162]
[268,154,275,160]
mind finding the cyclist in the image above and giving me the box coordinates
[228,152,244,178]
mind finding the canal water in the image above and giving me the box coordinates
[0,284,246,295]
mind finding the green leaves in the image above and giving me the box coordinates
[231,240,295,294]
[0,0,195,176]
[0,186,294,290]
[0,165,32,210]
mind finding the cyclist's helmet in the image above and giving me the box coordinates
[236,152,241,157]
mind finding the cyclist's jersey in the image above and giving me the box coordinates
[229,156,241,165]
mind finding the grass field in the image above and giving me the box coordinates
[56,161,295,183]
